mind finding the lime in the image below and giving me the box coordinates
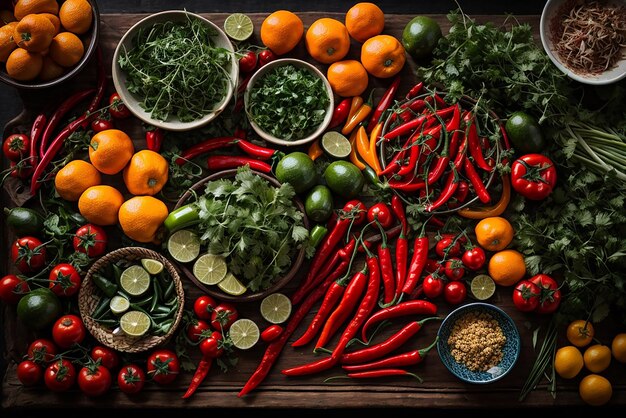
[119,310,151,337]
[109,295,130,315]
[141,258,164,275]
[321,131,352,159]
[505,111,545,154]
[402,16,442,59]
[470,274,496,301]
[260,292,292,324]
[217,272,247,296]
[304,184,334,223]
[275,152,318,194]
[323,160,365,199]
[224,13,254,42]
[16,288,62,330]
[193,253,228,285]
[228,318,260,350]
[120,265,151,297]
[167,229,201,263]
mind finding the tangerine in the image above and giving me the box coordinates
[305,18,350,64]
[345,2,384,43]
[54,160,101,202]
[88,129,135,175]
[78,185,124,226]
[260,10,303,56]
[360,34,406,78]
[326,60,369,97]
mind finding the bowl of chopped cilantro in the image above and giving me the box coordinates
[112,10,238,131]
[244,58,334,146]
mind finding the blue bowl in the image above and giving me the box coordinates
[437,302,520,384]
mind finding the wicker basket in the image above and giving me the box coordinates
[78,247,185,353]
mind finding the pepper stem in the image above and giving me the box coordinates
[418,335,440,356]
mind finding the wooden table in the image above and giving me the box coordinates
[2,12,625,412]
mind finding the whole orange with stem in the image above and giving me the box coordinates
[566,320,595,348]
[345,2,385,43]
[0,22,18,62]
[360,34,406,78]
[5,47,42,80]
[475,216,514,252]
[326,60,369,98]
[49,31,84,67]
[78,185,124,226]
[305,17,350,64]
[13,13,55,52]
[118,196,169,244]
[88,129,135,175]
[54,160,101,202]
[260,10,303,56]
[487,249,526,286]
[123,150,169,196]
[13,0,59,20]
[59,0,93,35]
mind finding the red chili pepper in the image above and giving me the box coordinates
[401,223,429,296]
[463,157,491,204]
[465,112,493,172]
[342,368,421,381]
[375,221,396,306]
[341,338,438,372]
[455,180,470,203]
[383,113,429,142]
[182,358,212,399]
[236,139,279,160]
[424,163,460,213]
[367,75,401,133]
[405,82,424,100]
[261,325,283,343]
[379,136,413,178]
[426,105,461,185]
[29,113,46,165]
[360,300,438,342]
[175,137,238,165]
[390,195,407,234]
[207,155,272,173]
[146,127,164,152]
[328,97,352,130]
[393,234,408,302]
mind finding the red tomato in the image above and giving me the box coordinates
[193,295,217,320]
[510,154,557,200]
[342,199,367,225]
[424,259,444,275]
[435,236,461,258]
[117,364,146,395]
[239,50,258,73]
[186,318,211,343]
[78,363,112,397]
[0,274,30,304]
[199,330,224,358]
[146,349,180,385]
[210,303,238,331]
[512,280,541,312]
[52,314,86,349]
[9,161,34,179]
[530,274,562,314]
[73,224,108,258]
[258,49,276,66]
[27,338,57,364]
[444,258,465,281]
[91,346,120,370]
[48,263,82,297]
[44,359,76,392]
[367,202,395,229]
[10,236,46,274]
[261,324,283,343]
[461,246,486,271]
[109,92,131,119]
[422,274,445,299]
[90,113,115,132]
[17,359,42,386]
[3,133,30,162]
[444,281,467,305]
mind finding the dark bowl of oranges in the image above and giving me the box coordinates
[0,0,100,90]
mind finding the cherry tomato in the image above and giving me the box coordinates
[435,236,461,258]
[52,314,86,349]
[27,338,57,365]
[424,259,444,275]
[444,281,467,305]
[566,320,595,348]
[108,92,131,119]
[199,330,224,358]
[258,49,276,67]
[73,224,108,258]
[444,258,465,281]
[117,364,146,395]
[512,280,540,312]
[529,274,562,314]
[185,318,211,343]
[239,50,258,73]
[511,154,557,200]
[146,349,180,385]
[10,236,46,274]
[9,161,34,179]
[44,358,76,392]
[48,263,82,297]
[17,359,42,386]
[0,274,30,304]
[261,324,283,343]
[3,133,30,162]
[422,274,445,299]
[367,202,394,229]
[342,199,367,225]
[78,363,112,397]
[193,295,218,320]
[90,111,114,132]
[91,346,120,370]
[461,246,486,271]
[210,302,238,331]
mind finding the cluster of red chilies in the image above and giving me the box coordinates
[238,196,440,396]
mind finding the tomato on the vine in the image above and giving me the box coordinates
[73,224,107,258]
[146,349,180,385]
[424,259,444,275]
[444,258,465,281]
[117,364,146,394]
[52,314,86,349]
[435,236,461,258]
[210,302,238,331]
[444,281,467,305]
[90,111,114,133]
[0,274,29,304]
[44,358,76,392]
[342,199,367,225]
[239,50,258,73]
[48,263,82,297]
[78,361,112,397]
[422,274,445,299]
[461,246,486,271]
[530,274,562,314]
[10,236,46,274]
[3,133,30,162]
[91,346,120,370]
[27,338,57,365]
[258,49,276,67]
[566,320,595,348]
[199,330,224,358]
[193,295,217,320]
[9,161,34,179]
[108,92,131,119]
[367,202,394,229]
[186,318,211,343]
[17,359,42,386]
[512,280,540,312]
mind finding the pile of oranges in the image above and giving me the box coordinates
[0,0,93,82]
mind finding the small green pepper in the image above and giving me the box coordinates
[163,203,200,232]
[309,224,328,249]
[92,274,118,298]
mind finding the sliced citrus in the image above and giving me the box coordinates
[260,292,292,324]
[141,258,164,275]
[167,229,201,263]
[119,265,151,297]
[224,13,254,42]
[229,318,260,350]
[193,253,228,285]
[321,131,352,159]
[217,272,247,296]
[470,274,496,301]
[119,310,151,337]
[109,295,130,315]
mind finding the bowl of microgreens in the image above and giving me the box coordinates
[112,10,238,131]
[244,58,334,146]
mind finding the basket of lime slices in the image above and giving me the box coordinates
[78,247,185,353]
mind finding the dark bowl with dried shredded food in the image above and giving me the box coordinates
[540,0,626,85]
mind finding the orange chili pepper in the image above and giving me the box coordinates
[347,96,364,122]
[458,175,511,219]
[308,138,324,161]
[349,128,366,170]
[368,122,383,174]
[342,93,373,136]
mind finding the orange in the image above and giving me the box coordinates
[88,129,135,175]
[612,333,626,363]
[305,18,350,64]
[48,31,84,67]
[54,159,101,201]
[487,249,526,286]
[78,185,124,226]
[58,0,92,35]
[260,10,303,56]
[13,0,59,20]
[0,22,18,63]
[0,10,16,25]
[13,13,55,52]
[583,344,612,373]
[566,320,595,348]
[475,216,514,252]
[360,34,406,78]
[326,60,369,97]
[118,196,169,244]
[40,13,60,36]
[579,374,612,406]
[122,150,169,196]
[39,55,64,80]
[554,345,583,379]
[5,47,43,81]
[345,2,385,43]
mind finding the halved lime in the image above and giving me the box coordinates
[193,253,228,285]
[217,272,247,296]
[119,310,151,337]
[119,265,151,297]
[229,318,260,350]
[109,295,130,315]
[167,229,201,263]
[141,258,164,275]
[224,13,254,42]
[260,293,292,324]
[321,131,352,159]
[471,274,496,301]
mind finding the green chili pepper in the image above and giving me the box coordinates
[163,279,175,301]
[309,224,328,249]
[92,274,118,298]
[92,297,112,319]
[112,263,124,286]
[362,165,383,189]
[150,280,162,313]
[163,203,200,232]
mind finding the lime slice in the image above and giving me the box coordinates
[119,310,151,337]
[260,293,292,324]
[193,253,228,285]
[471,274,496,301]
[224,13,254,42]
[141,258,164,275]
[229,318,260,350]
[217,272,247,296]
[119,265,151,297]
[321,131,352,159]
[109,295,130,315]
[167,229,201,263]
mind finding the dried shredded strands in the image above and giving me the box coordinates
[447,311,506,372]
[550,0,626,75]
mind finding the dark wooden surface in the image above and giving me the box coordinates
[2,9,625,414]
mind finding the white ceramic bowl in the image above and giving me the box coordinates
[112,10,238,131]
[244,58,334,147]
[540,0,626,85]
